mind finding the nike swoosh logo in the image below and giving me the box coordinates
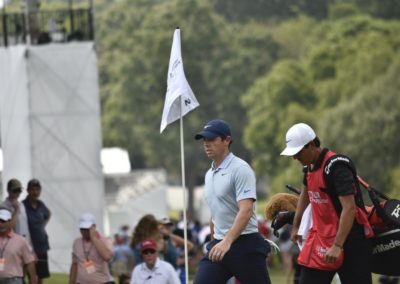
[286,139,292,143]
[244,189,250,193]
[221,173,227,176]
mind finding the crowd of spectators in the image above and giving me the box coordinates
[0,178,50,284]
[0,177,312,284]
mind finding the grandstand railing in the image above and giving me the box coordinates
[0,8,94,46]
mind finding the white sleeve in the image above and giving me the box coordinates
[167,264,181,284]
[130,266,139,284]
[19,203,33,247]
[234,165,256,202]
[297,204,312,250]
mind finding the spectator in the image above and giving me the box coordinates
[69,213,113,284]
[197,224,211,247]
[159,217,194,268]
[111,233,134,278]
[158,218,178,268]
[130,214,163,266]
[0,208,37,284]
[119,225,131,245]
[130,239,180,284]
[278,224,293,272]
[2,179,32,245]
[176,212,195,243]
[23,179,51,284]
[118,273,131,284]
[257,215,270,239]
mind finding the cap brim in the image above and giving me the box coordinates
[79,221,94,229]
[280,145,304,156]
[0,211,12,221]
[194,130,219,140]
[141,246,157,252]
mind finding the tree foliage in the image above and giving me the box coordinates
[321,57,400,189]
[242,60,316,178]
[242,14,400,194]
[96,0,280,190]
[6,0,399,198]
[210,0,329,22]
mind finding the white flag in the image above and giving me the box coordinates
[160,28,199,133]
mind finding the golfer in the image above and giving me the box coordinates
[193,119,271,284]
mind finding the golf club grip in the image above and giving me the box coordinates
[286,184,301,195]
[358,175,390,200]
[357,175,370,189]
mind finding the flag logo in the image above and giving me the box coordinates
[160,28,199,133]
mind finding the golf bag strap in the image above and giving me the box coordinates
[323,154,366,215]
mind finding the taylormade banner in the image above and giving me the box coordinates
[371,229,400,276]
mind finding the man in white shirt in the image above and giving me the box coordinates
[2,179,32,245]
[130,239,180,284]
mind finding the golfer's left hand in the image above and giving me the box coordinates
[209,239,231,262]
[325,245,342,263]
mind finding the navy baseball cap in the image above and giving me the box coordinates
[195,119,231,140]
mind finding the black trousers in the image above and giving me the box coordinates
[299,237,372,284]
[193,233,271,284]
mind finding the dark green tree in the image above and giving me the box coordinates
[243,15,400,194]
[96,0,281,213]
[211,0,329,22]
[321,56,400,190]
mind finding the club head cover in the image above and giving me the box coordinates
[271,211,295,237]
[383,199,400,228]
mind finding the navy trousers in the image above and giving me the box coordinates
[194,233,271,284]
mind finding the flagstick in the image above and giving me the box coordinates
[160,28,198,281]
[179,97,190,283]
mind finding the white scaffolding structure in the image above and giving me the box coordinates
[0,42,104,273]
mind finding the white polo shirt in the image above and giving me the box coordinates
[2,199,32,246]
[204,153,258,240]
[130,258,180,284]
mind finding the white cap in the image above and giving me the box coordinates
[79,213,96,229]
[0,209,12,221]
[158,217,173,225]
[280,123,316,156]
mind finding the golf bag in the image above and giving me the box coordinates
[362,182,400,276]
[324,154,400,276]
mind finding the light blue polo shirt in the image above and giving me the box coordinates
[204,153,258,240]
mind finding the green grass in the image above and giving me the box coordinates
[44,273,69,284]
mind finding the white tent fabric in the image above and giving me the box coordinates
[0,43,104,273]
[101,147,131,174]
[0,46,33,185]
